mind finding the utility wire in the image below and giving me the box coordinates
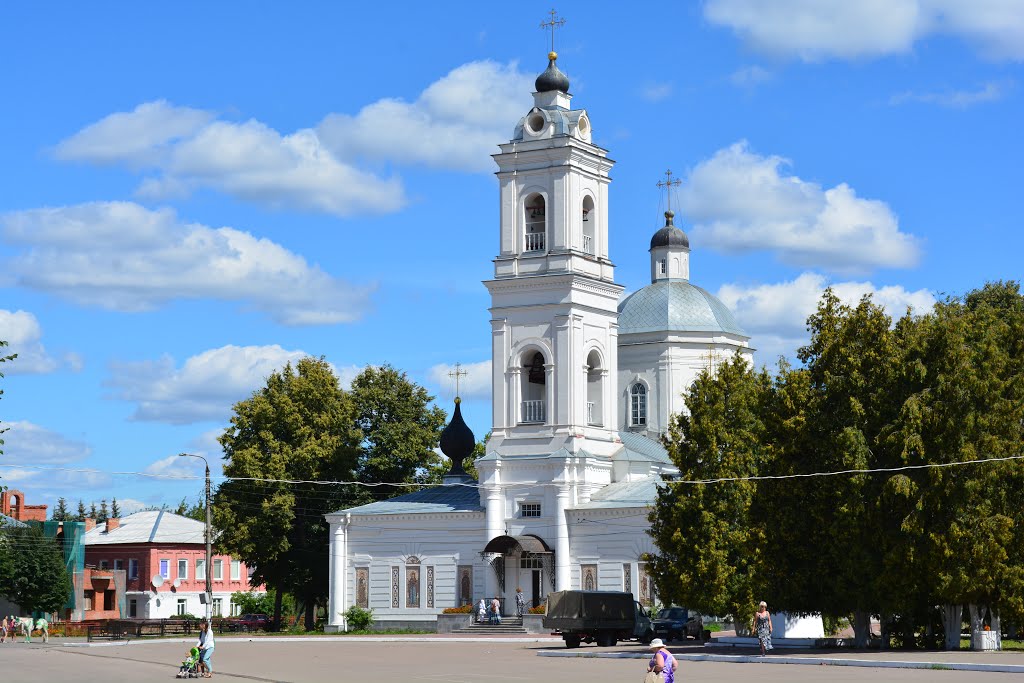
[3,453,1023,488]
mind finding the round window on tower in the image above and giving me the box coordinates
[527,111,546,134]
[577,114,590,140]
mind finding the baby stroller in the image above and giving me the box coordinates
[176,647,202,678]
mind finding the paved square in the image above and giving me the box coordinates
[2,639,1022,682]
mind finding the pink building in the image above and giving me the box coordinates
[84,509,263,619]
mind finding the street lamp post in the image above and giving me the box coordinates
[179,453,212,625]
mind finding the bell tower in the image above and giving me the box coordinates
[484,47,623,460]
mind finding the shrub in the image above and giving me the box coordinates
[345,605,374,631]
[527,604,546,614]
[442,604,474,614]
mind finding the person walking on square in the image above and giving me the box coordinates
[645,638,677,683]
[515,587,526,618]
[753,601,773,656]
[196,620,215,677]
[477,598,487,623]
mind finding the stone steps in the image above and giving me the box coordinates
[453,617,528,635]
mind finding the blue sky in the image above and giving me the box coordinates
[1,1,1021,515]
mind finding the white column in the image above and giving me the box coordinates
[327,516,348,632]
[555,484,571,590]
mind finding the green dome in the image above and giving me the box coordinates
[618,280,746,336]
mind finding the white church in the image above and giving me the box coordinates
[325,50,753,631]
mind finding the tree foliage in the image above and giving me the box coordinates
[348,364,447,502]
[175,496,205,522]
[214,360,447,631]
[649,281,1024,646]
[52,497,71,522]
[0,526,73,613]
[650,354,769,620]
[214,357,361,631]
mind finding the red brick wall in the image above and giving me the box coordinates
[85,544,261,596]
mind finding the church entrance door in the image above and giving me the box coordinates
[531,569,541,608]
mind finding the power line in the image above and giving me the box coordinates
[4,453,1023,489]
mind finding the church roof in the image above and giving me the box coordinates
[616,431,672,464]
[650,211,689,249]
[339,484,483,516]
[573,475,664,509]
[618,280,747,336]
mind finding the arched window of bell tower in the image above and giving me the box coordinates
[581,195,595,255]
[520,350,547,424]
[524,194,546,253]
[585,349,604,427]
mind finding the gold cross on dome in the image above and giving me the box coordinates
[540,9,566,53]
[656,169,682,212]
[448,363,469,398]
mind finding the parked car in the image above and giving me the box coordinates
[652,606,703,641]
[230,613,271,632]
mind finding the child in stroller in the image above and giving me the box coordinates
[177,647,202,678]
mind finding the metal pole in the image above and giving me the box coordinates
[178,452,213,626]
[205,462,212,626]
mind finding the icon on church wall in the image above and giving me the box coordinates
[356,568,369,609]
[406,567,420,608]
[582,564,597,591]
[458,566,473,606]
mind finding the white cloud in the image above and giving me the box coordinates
[115,498,149,515]
[705,0,1024,62]
[889,80,1012,108]
[0,309,71,374]
[730,65,774,87]
[639,82,674,102]
[54,100,213,167]
[428,360,492,400]
[680,141,920,271]
[53,61,534,215]
[106,344,313,425]
[1,201,373,325]
[56,104,403,217]
[144,454,205,479]
[318,61,533,173]
[717,272,935,362]
[138,120,405,216]
[0,421,92,464]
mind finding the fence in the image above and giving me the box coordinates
[84,617,238,642]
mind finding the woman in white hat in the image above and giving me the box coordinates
[752,601,773,656]
[645,638,677,683]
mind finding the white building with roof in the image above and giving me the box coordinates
[325,50,751,632]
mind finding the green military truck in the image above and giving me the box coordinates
[542,590,654,648]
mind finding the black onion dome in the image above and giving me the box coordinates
[649,210,690,250]
[439,398,475,476]
[535,51,570,93]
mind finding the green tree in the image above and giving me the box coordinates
[214,357,362,631]
[52,497,71,522]
[111,498,121,518]
[0,526,73,613]
[348,365,447,503]
[231,589,280,616]
[769,291,904,646]
[88,502,98,520]
[98,499,109,523]
[175,496,205,522]
[649,354,770,621]
[889,282,1024,647]
[75,500,87,522]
